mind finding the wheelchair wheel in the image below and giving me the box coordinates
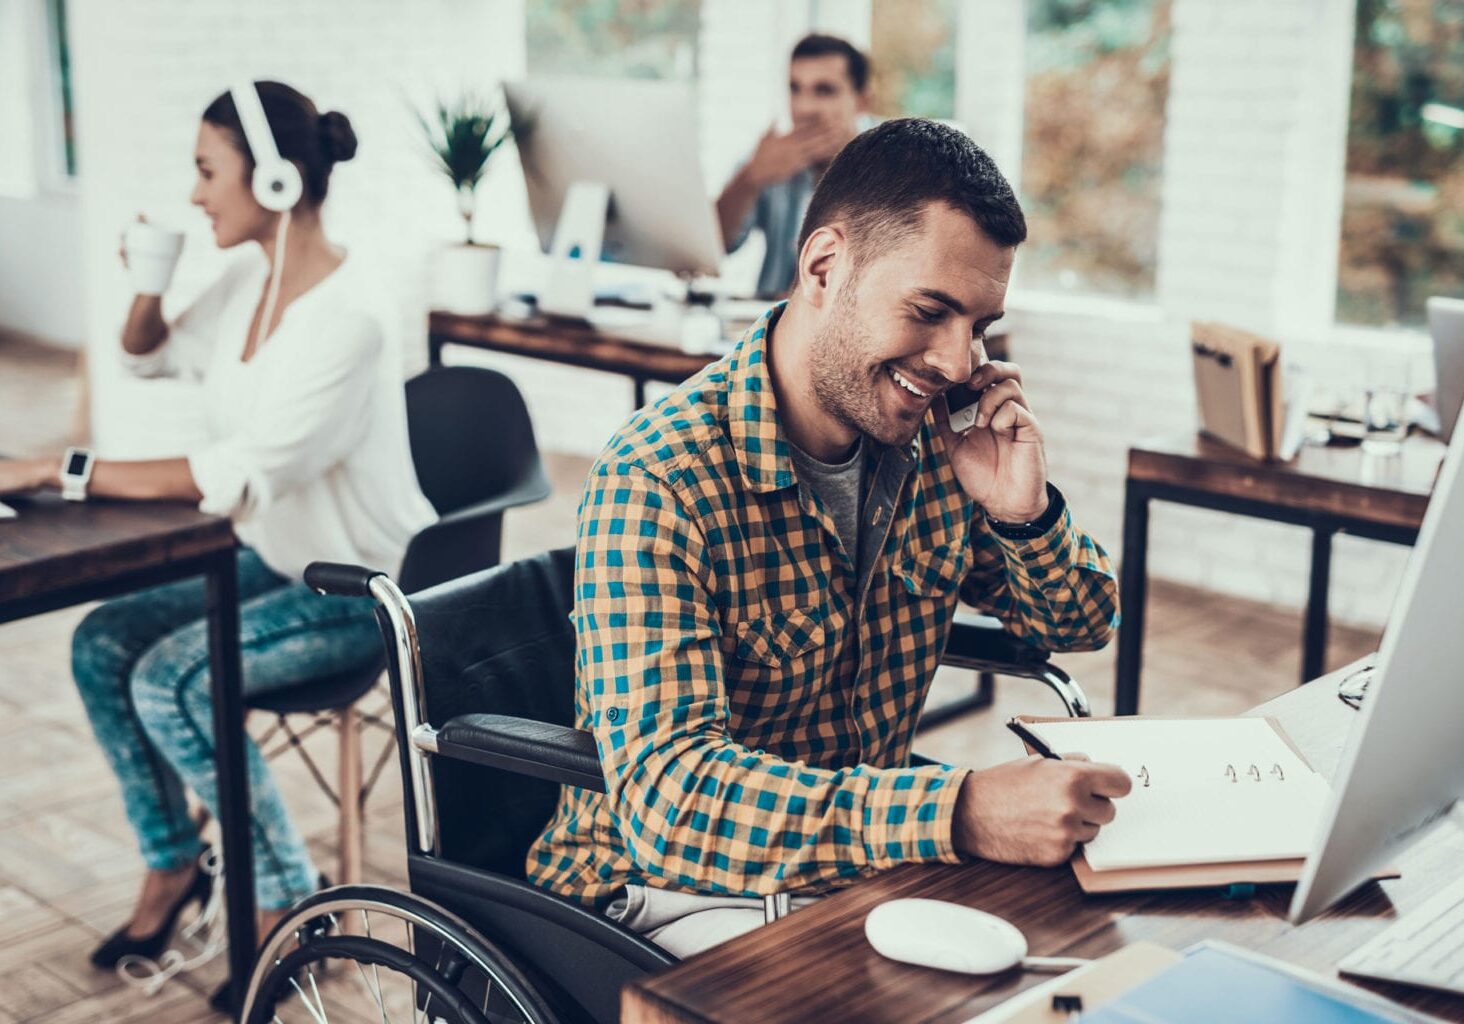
[242,884,560,1024]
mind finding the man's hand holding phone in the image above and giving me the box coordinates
[938,357,1049,524]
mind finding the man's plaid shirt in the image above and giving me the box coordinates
[527,304,1119,908]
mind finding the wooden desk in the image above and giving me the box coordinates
[0,491,257,1017]
[427,311,720,409]
[1114,433,1443,715]
[622,673,1464,1023]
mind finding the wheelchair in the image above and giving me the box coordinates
[238,547,1091,1024]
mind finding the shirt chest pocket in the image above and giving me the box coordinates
[893,541,968,598]
[731,607,830,666]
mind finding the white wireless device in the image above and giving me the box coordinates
[230,80,296,355]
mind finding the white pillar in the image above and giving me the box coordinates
[954,0,1026,185]
[1156,0,1356,337]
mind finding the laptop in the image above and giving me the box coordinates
[1426,295,1464,443]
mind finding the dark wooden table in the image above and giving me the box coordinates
[622,671,1464,1023]
[0,490,257,1016]
[1114,432,1443,715]
[427,311,721,409]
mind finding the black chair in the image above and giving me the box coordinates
[239,548,1091,1024]
[245,365,550,886]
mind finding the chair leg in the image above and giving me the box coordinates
[338,705,365,888]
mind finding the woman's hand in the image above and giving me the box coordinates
[118,212,146,271]
[0,458,57,496]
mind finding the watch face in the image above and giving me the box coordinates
[65,451,90,476]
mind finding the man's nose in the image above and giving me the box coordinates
[922,328,976,385]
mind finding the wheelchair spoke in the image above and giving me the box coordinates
[245,894,548,1024]
[288,975,330,1024]
[362,908,394,1022]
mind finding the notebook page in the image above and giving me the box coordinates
[1027,719,1330,871]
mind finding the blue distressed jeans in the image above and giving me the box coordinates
[70,548,380,909]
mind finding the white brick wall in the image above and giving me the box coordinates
[1008,305,1415,628]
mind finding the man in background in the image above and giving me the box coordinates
[716,33,871,299]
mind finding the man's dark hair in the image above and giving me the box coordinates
[796,118,1027,272]
[791,33,870,93]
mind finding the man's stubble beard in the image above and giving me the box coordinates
[807,283,924,449]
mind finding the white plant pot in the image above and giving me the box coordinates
[431,242,500,316]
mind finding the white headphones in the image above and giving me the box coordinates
[231,79,302,212]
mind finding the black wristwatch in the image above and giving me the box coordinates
[985,483,1065,541]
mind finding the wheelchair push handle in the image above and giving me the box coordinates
[304,561,385,598]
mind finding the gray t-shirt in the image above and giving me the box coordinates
[790,437,864,563]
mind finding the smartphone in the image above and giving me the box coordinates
[947,383,984,433]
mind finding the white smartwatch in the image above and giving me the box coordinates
[60,447,95,501]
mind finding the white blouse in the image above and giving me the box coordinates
[124,249,436,581]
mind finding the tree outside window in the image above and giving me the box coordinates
[870,0,956,121]
[1019,0,1171,301]
[1337,0,1464,328]
[526,0,700,81]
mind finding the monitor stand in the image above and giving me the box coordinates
[539,180,609,319]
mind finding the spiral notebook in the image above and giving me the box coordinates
[1011,716,1387,893]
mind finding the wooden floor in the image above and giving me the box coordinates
[0,336,1380,1021]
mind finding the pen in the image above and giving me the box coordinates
[1006,718,1064,760]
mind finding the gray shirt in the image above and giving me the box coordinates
[790,437,864,566]
[729,167,816,299]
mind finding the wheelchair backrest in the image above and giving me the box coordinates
[406,545,579,878]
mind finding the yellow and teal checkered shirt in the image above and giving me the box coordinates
[527,304,1119,907]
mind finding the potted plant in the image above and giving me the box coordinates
[418,95,512,315]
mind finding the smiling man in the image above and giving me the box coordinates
[529,119,1129,958]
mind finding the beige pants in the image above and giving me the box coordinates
[605,885,820,959]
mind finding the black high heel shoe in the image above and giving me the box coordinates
[90,848,214,969]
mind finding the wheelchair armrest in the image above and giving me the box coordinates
[943,608,1049,668]
[434,714,605,792]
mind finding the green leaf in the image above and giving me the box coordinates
[414,94,512,193]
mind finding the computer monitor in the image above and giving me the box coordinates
[1427,296,1464,444]
[503,76,723,277]
[1288,416,1464,923]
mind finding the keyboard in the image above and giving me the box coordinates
[1339,873,1464,995]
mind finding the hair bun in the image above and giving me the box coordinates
[317,110,358,164]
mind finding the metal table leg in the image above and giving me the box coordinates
[1114,479,1150,716]
[633,375,648,410]
[1303,528,1334,683]
[206,546,255,1016]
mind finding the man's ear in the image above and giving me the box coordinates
[797,225,844,310]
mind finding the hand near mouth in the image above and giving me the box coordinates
[935,359,1049,524]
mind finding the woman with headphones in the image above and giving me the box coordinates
[0,81,434,1002]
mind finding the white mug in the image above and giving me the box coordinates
[124,220,185,296]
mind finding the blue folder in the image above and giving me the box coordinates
[1080,945,1410,1023]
